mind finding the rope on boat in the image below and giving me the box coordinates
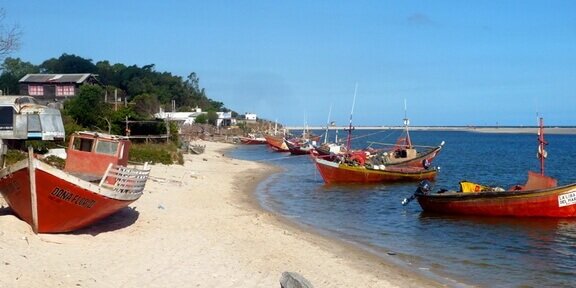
[334,129,400,145]
[366,141,440,149]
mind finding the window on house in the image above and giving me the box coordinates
[56,85,75,96]
[28,85,44,96]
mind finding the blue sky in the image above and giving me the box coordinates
[2,1,575,126]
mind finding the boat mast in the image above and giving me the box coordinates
[346,83,358,150]
[403,99,412,149]
[324,104,332,144]
[537,117,547,175]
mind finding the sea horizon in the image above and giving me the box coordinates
[283,125,576,134]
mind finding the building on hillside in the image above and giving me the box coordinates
[236,112,258,124]
[216,111,235,127]
[155,107,235,129]
[154,107,204,126]
[19,73,102,105]
[245,113,257,122]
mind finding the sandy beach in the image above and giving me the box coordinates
[0,141,445,288]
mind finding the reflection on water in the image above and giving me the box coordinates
[229,131,576,287]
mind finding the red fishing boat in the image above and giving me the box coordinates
[313,156,438,184]
[312,112,443,183]
[0,131,150,233]
[406,118,576,217]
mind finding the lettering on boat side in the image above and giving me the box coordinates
[558,190,576,207]
[50,188,96,208]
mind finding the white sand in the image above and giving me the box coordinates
[0,141,444,288]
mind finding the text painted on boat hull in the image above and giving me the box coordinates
[50,188,96,208]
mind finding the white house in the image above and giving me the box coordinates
[245,113,257,121]
[154,107,204,125]
[155,107,234,127]
[216,111,235,127]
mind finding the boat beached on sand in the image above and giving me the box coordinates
[1,131,151,233]
[404,117,576,217]
[0,96,150,233]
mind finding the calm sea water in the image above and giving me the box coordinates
[228,130,576,287]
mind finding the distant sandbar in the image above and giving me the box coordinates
[285,126,576,135]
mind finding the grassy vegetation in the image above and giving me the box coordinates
[42,155,66,169]
[129,143,183,165]
[4,150,27,165]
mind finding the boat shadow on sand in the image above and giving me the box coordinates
[0,205,140,236]
[71,206,140,236]
[0,205,12,216]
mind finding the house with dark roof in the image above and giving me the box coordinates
[18,73,101,104]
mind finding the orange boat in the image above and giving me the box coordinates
[313,156,438,184]
[405,118,576,217]
[0,131,150,233]
[264,134,290,152]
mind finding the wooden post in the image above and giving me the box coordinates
[28,147,39,233]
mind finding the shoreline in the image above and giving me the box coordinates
[224,144,454,287]
[0,141,447,287]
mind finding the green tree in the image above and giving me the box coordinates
[194,114,207,124]
[40,53,97,73]
[207,111,218,126]
[1,57,38,76]
[132,93,160,119]
[0,57,39,94]
[64,85,111,130]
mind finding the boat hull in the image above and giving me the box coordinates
[416,184,576,217]
[285,140,315,155]
[0,158,144,233]
[239,137,267,145]
[314,157,437,184]
[264,135,289,152]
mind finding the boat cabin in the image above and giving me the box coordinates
[0,95,65,141]
[64,131,131,180]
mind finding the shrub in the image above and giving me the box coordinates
[129,143,182,165]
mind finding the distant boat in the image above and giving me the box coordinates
[405,117,576,217]
[238,133,267,145]
[285,138,316,155]
[264,133,290,152]
[0,131,150,233]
